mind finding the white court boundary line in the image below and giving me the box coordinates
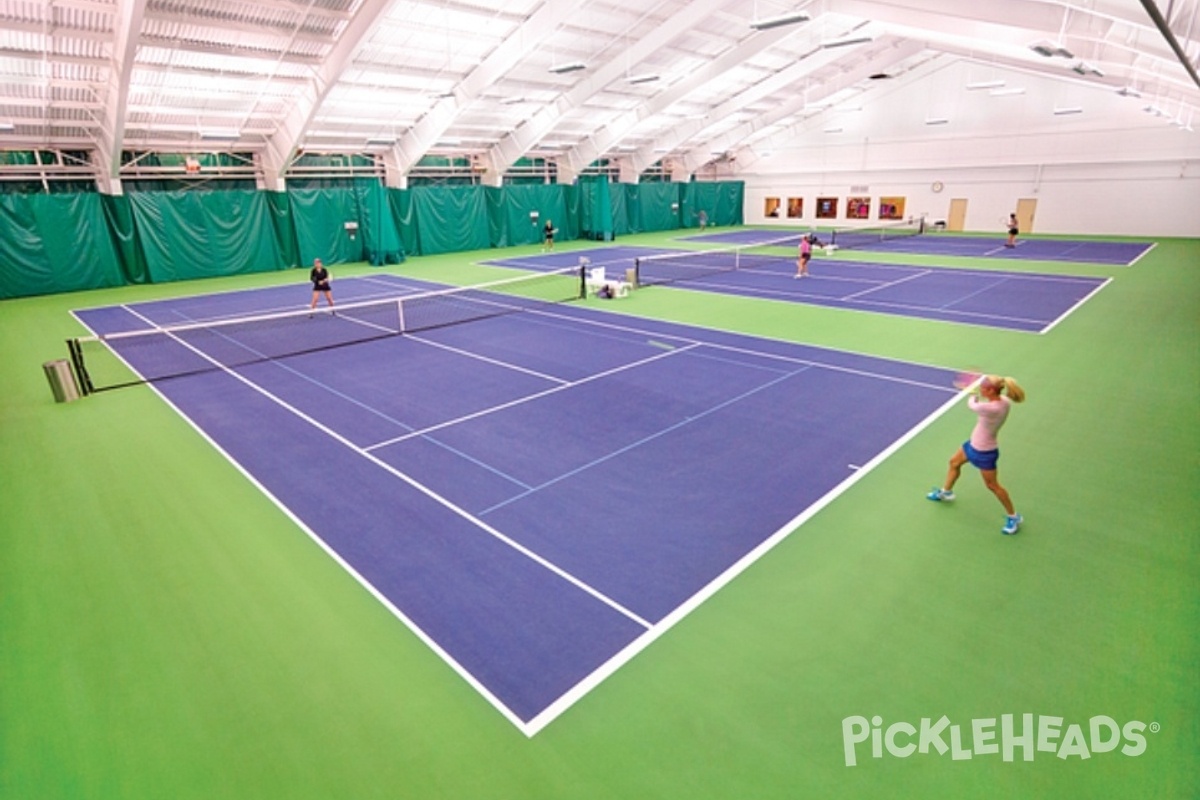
[80,304,661,733]
[1040,276,1113,335]
[667,267,1107,333]
[522,383,970,735]
[73,293,973,738]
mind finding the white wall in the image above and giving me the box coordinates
[733,58,1200,238]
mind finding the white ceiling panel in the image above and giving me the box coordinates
[0,0,1195,182]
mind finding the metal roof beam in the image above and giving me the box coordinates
[674,38,927,174]
[389,0,590,181]
[259,0,399,191]
[95,0,149,195]
[563,18,811,176]
[486,0,732,178]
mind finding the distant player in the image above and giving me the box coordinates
[1005,213,1019,248]
[309,258,334,315]
[926,374,1027,535]
[795,232,821,278]
[543,220,556,251]
[697,209,708,230]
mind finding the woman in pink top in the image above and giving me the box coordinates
[927,375,1027,535]
[796,232,820,278]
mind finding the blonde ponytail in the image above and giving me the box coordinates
[995,376,1025,403]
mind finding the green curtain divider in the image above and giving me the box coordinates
[594,177,614,240]
[561,183,582,242]
[387,188,421,257]
[264,191,301,270]
[0,194,127,298]
[100,194,150,286]
[609,182,631,236]
[353,179,404,266]
[712,180,745,226]
[484,183,574,248]
[0,179,745,297]
[484,186,508,247]
[622,183,642,233]
[678,180,744,227]
[410,185,491,255]
[128,190,288,283]
[575,177,615,241]
[633,181,682,232]
[288,187,365,267]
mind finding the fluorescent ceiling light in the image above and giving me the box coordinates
[989,87,1026,97]
[1053,106,1083,115]
[366,137,396,145]
[200,129,240,140]
[1116,86,1142,98]
[966,80,1005,90]
[1072,62,1104,77]
[750,11,811,30]
[0,121,14,132]
[626,74,660,85]
[924,117,949,125]
[435,137,461,146]
[821,34,874,49]
[823,125,843,133]
[500,96,526,105]
[549,62,586,74]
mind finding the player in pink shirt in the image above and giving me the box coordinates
[927,375,1027,534]
[795,232,820,278]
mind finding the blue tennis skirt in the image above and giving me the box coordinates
[963,441,1000,471]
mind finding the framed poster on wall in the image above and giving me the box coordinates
[787,197,803,218]
[765,197,781,218]
[816,197,837,219]
[879,197,906,220]
[846,197,870,219]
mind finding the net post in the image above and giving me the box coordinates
[66,338,94,396]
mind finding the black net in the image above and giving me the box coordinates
[828,218,924,250]
[634,236,801,287]
[69,267,585,394]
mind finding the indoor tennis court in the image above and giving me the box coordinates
[683,227,1157,265]
[2,2,1197,800]
[487,243,1112,332]
[68,272,962,732]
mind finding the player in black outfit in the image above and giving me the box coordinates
[309,258,335,314]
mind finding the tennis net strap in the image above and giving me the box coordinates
[634,236,800,287]
[68,267,586,394]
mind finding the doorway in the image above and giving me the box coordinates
[947,198,968,231]
[1015,198,1037,233]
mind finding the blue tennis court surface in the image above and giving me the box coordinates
[487,248,1110,333]
[682,229,1153,266]
[73,273,963,735]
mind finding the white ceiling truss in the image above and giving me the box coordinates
[0,0,1197,190]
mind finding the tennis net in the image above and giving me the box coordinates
[827,217,924,250]
[68,266,586,394]
[634,235,801,287]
